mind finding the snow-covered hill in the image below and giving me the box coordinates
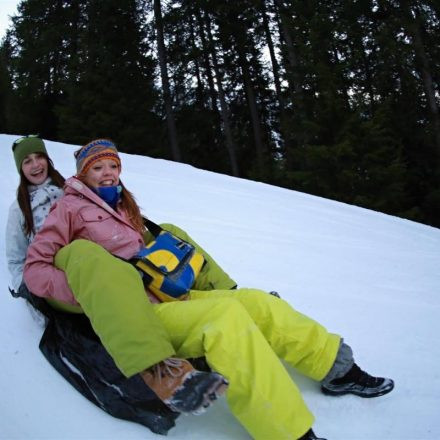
[1,134,439,439]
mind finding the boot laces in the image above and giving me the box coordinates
[349,364,383,387]
[152,358,186,383]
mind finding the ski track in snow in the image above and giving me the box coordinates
[0,134,439,439]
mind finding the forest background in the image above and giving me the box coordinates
[1,0,439,228]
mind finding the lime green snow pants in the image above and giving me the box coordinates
[54,239,340,440]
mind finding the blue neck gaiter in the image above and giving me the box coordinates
[93,185,122,210]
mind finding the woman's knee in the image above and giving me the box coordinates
[180,296,253,326]
[55,239,119,271]
[206,297,256,331]
[233,288,284,311]
[160,223,188,239]
[235,288,271,299]
[60,239,108,256]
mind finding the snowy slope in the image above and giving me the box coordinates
[1,134,439,440]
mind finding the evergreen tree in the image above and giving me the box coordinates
[2,0,439,226]
[57,0,160,155]
[153,0,181,161]
[207,0,276,181]
[0,36,13,132]
[5,0,72,138]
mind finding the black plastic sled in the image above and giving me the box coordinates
[10,285,179,436]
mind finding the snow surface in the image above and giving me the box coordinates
[0,134,439,440]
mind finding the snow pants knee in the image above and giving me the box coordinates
[154,289,340,439]
[54,239,175,376]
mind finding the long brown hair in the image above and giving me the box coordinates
[17,154,65,236]
[118,181,145,236]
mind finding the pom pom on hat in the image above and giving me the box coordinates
[12,135,47,173]
[75,139,121,175]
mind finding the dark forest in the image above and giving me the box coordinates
[1,0,439,227]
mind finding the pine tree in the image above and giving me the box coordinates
[5,0,72,137]
[57,0,160,155]
[2,0,439,226]
[0,36,13,132]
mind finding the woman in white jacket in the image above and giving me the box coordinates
[5,135,65,294]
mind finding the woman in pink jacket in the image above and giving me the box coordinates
[24,139,393,440]
[23,139,228,415]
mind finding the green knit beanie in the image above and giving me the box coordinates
[12,135,48,173]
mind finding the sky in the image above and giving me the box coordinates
[0,0,19,40]
[1,133,439,439]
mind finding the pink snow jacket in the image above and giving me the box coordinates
[24,177,144,305]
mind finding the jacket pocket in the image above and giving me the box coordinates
[79,208,123,245]
[80,207,113,223]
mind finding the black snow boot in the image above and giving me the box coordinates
[321,363,394,398]
[298,428,326,440]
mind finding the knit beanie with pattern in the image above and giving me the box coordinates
[74,139,121,176]
[12,135,48,173]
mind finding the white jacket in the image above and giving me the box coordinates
[5,178,63,291]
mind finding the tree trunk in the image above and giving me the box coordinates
[235,36,266,177]
[273,0,304,107]
[188,14,204,105]
[261,0,283,107]
[204,12,240,177]
[273,0,308,158]
[153,0,181,162]
[193,7,218,111]
[403,3,440,155]
[260,0,292,164]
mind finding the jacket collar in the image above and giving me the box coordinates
[28,177,52,193]
[64,177,137,231]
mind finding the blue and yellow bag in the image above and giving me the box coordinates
[132,220,205,302]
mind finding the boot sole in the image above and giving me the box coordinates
[167,373,229,414]
[192,378,229,415]
[321,380,394,398]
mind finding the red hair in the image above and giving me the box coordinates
[118,182,145,236]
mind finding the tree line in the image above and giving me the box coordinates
[1,0,439,227]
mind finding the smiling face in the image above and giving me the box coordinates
[21,153,49,185]
[82,158,121,188]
